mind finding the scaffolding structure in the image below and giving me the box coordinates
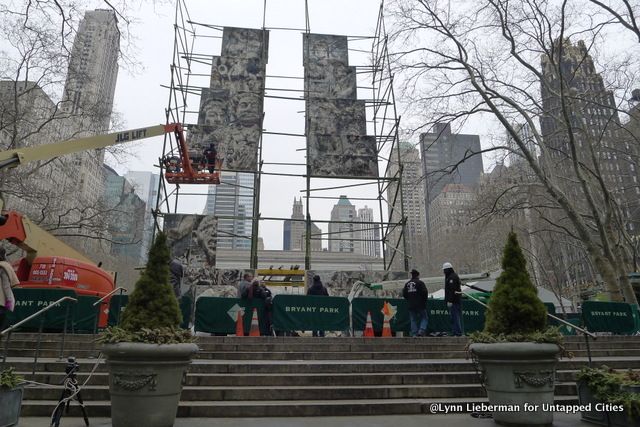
[154,0,408,272]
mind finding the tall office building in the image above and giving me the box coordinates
[203,172,254,250]
[283,198,322,251]
[59,9,120,258]
[357,206,380,258]
[124,171,160,260]
[328,196,380,256]
[328,196,359,253]
[63,8,119,200]
[540,39,639,290]
[387,141,428,270]
[103,165,146,262]
[420,123,483,259]
[64,9,120,134]
[506,122,537,168]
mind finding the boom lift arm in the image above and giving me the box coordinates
[0,124,181,170]
[0,123,184,263]
[0,211,93,265]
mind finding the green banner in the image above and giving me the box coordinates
[632,304,640,332]
[195,297,267,335]
[544,303,556,315]
[351,298,409,334]
[180,295,192,329]
[462,299,486,333]
[107,295,128,327]
[72,296,100,333]
[272,295,349,332]
[582,301,638,335]
[107,294,191,330]
[427,300,453,333]
[8,289,77,331]
[351,298,485,335]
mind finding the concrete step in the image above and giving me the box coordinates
[19,396,581,417]
[9,333,640,343]
[6,356,640,374]
[19,369,585,387]
[5,347,640,360]
[5,337,637,351]
[21,382,580,402]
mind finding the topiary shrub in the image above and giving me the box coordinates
[99,232,189,344]
[0,367,23,389]
[484,231,548,336]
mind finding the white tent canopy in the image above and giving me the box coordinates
[430,278,574,312]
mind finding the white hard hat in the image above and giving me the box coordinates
[443,262,453,270]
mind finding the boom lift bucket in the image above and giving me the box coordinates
[163,123,221,185]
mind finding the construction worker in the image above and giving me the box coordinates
[203,143,217,174]
[443,262,463,336]
[402,269,428,337]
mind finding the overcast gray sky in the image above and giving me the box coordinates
[105,0,386,250]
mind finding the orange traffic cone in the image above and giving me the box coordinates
[235,310,245,337]
[381,302,393,338]
[363,311,375,337]
[249,307,261,336]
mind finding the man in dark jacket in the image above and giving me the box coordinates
[307,275,329,337]
[443,262,463,336]
[247,279,273,336]
[169,258,184,298]
[402,269,428,337]
[307,275,329,296]
[203,143,217,174]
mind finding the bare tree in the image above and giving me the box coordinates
[0,0,156,264]
[388,0,640,305]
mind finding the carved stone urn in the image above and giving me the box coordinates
[469,342,561,426]
[102,342,199,427]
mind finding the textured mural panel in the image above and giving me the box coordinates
[306,270,409,298]
[308,135,378,177]
[209,57,266,94]
[189,123,260,171]
[164,214,218,287]
[304,33,378,178]
[192,27,268,172]
[222,27,269,59]
[303,33,349,64]
[199,87,263,128]
[195,269,255,298]
[307,100,367,135]
[305,62,357,99]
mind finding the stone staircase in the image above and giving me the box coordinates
[3,333,640,417]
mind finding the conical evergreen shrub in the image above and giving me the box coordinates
[119,232,182,331]
[484,231,547,335]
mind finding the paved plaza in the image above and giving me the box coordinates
[19,413,595,427]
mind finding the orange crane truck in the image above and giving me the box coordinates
[0,123,219,327]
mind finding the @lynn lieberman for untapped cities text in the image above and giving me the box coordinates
[429,402,624,414]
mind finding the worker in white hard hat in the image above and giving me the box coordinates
[443,262,463,336]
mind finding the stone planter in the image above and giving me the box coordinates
[576,379,609,426]
[0,386,23,427]
[102,342,199,427]
[578,380,640,427]
[469,342,561,426]
[608,410,640,427]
